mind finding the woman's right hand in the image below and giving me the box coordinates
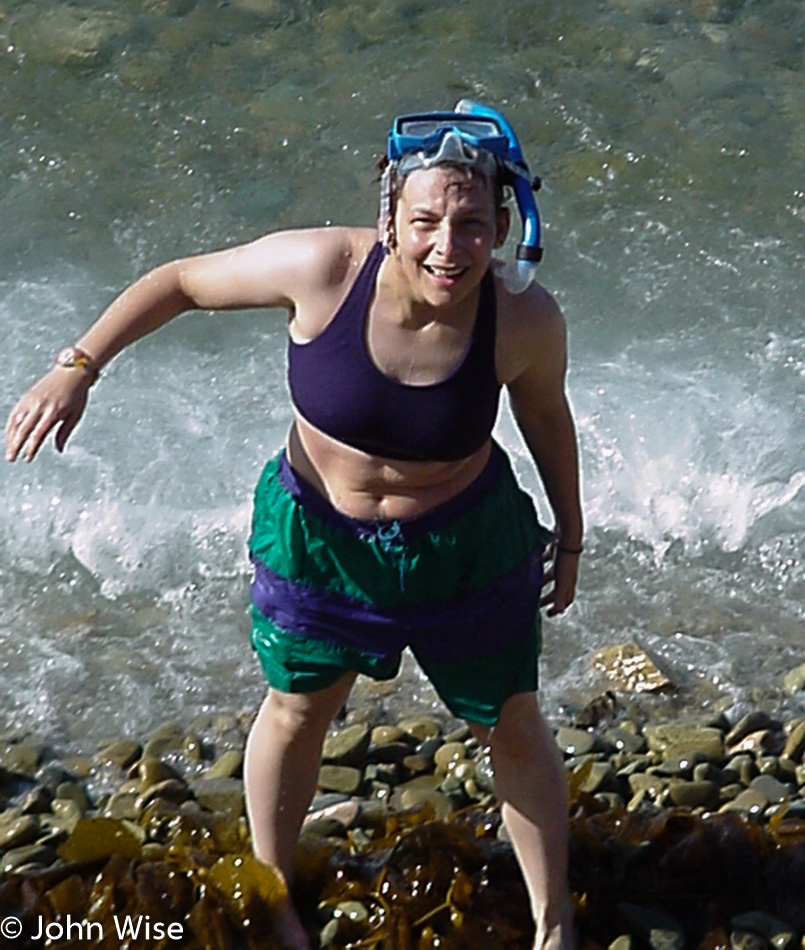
[5,368,92,463]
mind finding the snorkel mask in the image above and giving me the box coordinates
[380,99,543,293]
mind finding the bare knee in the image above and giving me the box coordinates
[266,693,331,738]
[485,693,559,762]
[250,675,356,746]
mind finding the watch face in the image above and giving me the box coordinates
[55,347,99,381]
[56,348,83,368]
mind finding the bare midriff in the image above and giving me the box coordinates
[287,412,492,521]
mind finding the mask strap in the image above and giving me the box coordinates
[378,164,394,247]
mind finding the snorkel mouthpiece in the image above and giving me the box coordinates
[384,100,543,291]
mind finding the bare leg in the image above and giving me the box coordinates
[244,674,357,949]
[470,692,575,950]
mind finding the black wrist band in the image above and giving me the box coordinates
[557,543,584,555]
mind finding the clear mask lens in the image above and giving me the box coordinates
[396,117,503,140]
[396,131,498,178]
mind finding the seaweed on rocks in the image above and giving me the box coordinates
[2,793,804,948]
[318,811,532,948]
[3,706,805,949]
[568,793,805,947]
[0,804,534,949]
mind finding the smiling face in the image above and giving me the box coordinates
[391,165,510,310]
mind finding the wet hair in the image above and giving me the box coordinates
[376,154,511,214]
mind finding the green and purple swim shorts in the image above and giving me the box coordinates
[248,442,552,725]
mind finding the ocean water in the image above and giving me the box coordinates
[1,0,803,748]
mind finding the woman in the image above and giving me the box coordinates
[6,102,582,950]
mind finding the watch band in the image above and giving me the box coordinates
[54,346,101,384]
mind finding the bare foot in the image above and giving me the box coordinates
[272,896,311,950]
[534,921,576,950]
[533,897,577,950]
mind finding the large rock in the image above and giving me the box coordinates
[301,816,348,839]
[133,756,182,789]
[50,799,83,833]
[317,766,363,797]
[729,730,784,756]
[718,789,767,815]
[783,721,805,762]
[192,777,244,817]
[20,785,54,816]
[0,814,40,851]
[304,799,361,832]
[370,726,406,746]
[628,773,668,799]
[725,711,772,747]
[576,762,614,795]
[0,741,48,778]
[206,750,244,780]
[782,663,805,696]
[135,779,192,815]
[55,782,90,815]
[397,717,442,742]
[748,774,793,805]
[556,727,599,757]
[433,742,467,775]
[104,791,139,821]
[1,843,58,873]
[593,643,674,694]
[644,723,725,761]
[98,739,141,771]
[322,724,371,768]
[605,729,648,755]
[667,779,718,809]
[9,7,128,69]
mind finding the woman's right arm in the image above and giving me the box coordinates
[5,227,352,463]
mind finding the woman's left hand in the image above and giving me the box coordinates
[540,542,581,617]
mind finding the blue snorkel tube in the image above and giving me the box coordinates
[455,99,542,265]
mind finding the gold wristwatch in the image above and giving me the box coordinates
[54,346,101,384]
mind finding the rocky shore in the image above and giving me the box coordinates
[2,666,805,949]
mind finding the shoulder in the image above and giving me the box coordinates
[282,227,379,340]
[247,226,377,296]
[493,270,567,385]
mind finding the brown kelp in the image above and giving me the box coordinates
[2,782,804,949]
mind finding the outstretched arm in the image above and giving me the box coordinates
[506,294,583,616]
[5,228,347,463]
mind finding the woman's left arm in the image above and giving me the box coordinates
[505,294,583,616]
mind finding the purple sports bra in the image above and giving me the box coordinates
[287,242,502,462]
